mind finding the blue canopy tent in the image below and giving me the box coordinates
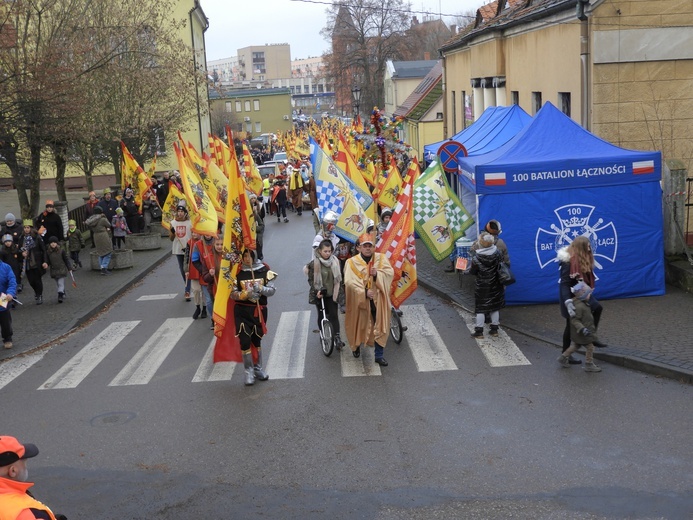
[457,102,664,305]
[423,104,531,160]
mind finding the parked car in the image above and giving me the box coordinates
[258,162,279,179]
[273,152,287,162]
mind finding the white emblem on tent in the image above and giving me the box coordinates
[535,204,618,271]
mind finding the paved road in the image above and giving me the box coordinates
[2,213,692,519]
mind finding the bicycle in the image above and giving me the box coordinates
[317,290,334,356]
[390,306,407,344]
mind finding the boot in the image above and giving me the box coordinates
[192,305,201,319]
[253,349,269,381]
[334,334,345,351]
[36,295,43,305]
[58,292,64,303]
[489,324,499,337]
[242,351,255,386]
[200,307,208,319]
[471,327,483,338]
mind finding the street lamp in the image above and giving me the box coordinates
[351,85,361,119]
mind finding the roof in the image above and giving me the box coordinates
[440,0,574,52]
[390,60,438,79]
[393,61,442,120]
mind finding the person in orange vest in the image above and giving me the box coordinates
[0,435,67,519]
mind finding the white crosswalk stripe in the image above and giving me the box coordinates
[401,304,458,372]
[265,310,310,379]
[109,318,194,386]
[0,307,532,391]
[192,338,237,382]
[136,294,179,301]
[0,351,49,390]
[40,321,140,390]
[457,308,531,367]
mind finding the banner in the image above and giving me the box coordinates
[414,161,474,261]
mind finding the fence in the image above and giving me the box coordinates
[67,203,90,234]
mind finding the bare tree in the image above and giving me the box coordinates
[322,0,412,117]
[0,0,205,217]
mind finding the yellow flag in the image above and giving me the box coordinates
[174,142,218,237]
[377,162,403,210]
[241,144,263,196]
[213,151,256,338]
[120,142,154,210]
[161,183,188,231]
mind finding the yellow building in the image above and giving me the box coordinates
[439,0,693,165]
[209,88,293,138]
[393,62,444,160]
[237,44,291,82]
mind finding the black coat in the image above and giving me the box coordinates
[469,247,505,313]
[35,211,64,241]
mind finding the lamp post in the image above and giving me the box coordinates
[351,85,361,120]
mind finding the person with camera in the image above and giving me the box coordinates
[304,239,344,351]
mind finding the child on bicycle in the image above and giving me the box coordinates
[304,239,344,350]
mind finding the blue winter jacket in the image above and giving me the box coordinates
[0,260,17,312]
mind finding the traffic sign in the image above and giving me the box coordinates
[437,140,468,173]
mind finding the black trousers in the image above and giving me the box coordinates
[315,295,339,336]
[0,309,12,342]
[26,268,43,297]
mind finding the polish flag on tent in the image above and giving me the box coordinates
[484,172,506,186]
[632,160,654,175]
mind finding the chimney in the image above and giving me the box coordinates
[450,24,457,34]
[424,52,431,60]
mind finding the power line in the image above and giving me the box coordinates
[288,0,476,19]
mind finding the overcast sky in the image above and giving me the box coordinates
[200,0,486,62]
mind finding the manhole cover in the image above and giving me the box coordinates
[90,411,137,427]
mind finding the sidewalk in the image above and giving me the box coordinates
[415,239,693,384]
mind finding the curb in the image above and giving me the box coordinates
[418,278,693,384]
[3,250,172,359]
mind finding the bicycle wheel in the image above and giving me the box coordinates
[320,319,334,356]
[390,307,404,344]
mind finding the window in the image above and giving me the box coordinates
[244,100,251,112]
[304,85,310,94]
[436,112,443,120]
[532,92,542,114]
[245,121,252,132]
[253,99,260,111]
[451,91,456,134]
[235,101,242,112]
[255,122,262,133]
[511,91,519,105]
[147,126,166,156]
[559,92,571,117]
[225,101,232,112]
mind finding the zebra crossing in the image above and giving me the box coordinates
[0,304,531,392]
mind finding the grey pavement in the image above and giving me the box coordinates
[416,239,693,384]
[1,183,691,383]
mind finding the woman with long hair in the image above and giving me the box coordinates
[557,236,606,364]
